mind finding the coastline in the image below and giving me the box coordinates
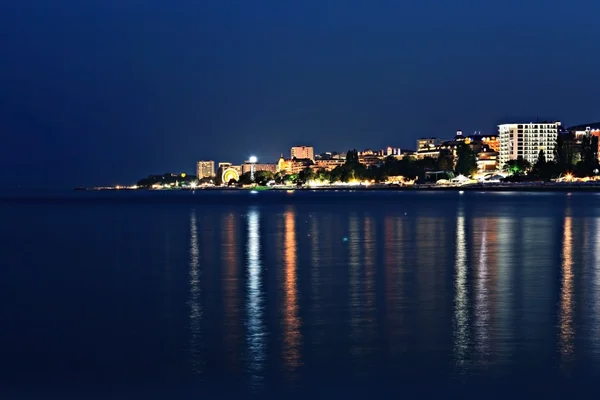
[76,183,600,192]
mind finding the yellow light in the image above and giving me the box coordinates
[181,173,187,178]
[564,173,573,182]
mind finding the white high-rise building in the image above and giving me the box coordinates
[290,146,314,161]
[196,160,215,179]
[499,121,560,167]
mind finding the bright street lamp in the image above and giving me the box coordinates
[249,156,258,181]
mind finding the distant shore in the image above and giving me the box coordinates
[76,183,600,192]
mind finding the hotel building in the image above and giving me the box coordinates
[499,121,560,166]
[291,146,314,161]
[196,160,215,179]
[241,162,278,175]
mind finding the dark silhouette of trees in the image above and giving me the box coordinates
[503,156,531,175]
[436,151,454,171]
[554,133,578,169]
[298,167,316,184]
[455,143,477,176]
[579,135,599,175]
[531,150,555,181]
[345,149,359,164]
[254,170,274,186]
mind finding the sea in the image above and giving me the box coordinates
[2,190,600,399]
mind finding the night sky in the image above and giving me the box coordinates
[1,0,598,188]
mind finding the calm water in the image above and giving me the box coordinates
[2,190,600,398]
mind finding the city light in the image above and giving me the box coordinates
[249,156,258,163]
[190,181,198,189]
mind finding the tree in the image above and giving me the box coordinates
[537,149,546,164]
[329,167,343,183]
[298,167,316,184]
[254,170,274,186]
[436,152,454,171]
[315,168,330,182]
[580,135,599,175]
[503,156,531,175]
[554,133,577,169]
[345,149,359,164]
[239,172,253,185]
[531,150,555,181]
[455,143,477,176]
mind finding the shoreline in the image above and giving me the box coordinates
[77,183,600,192]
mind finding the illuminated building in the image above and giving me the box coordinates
[196,160,215,179]
[217,162,241,184]
[241,162,278,175]
[291,146,314,161]
[568,122,600,162]
[417,138,442,150]
[386,146,402,156]
[314,159,345,171]
[476,148,498,172]
[568,122,600,142]
[277,156,313,174]
[499,121,561,166]
[358,153,382,166]
[462,134,500,153]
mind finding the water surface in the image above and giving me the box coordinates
[2,190,600,398]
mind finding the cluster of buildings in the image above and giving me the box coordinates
[195,146,405,183]
[195,121,600,183]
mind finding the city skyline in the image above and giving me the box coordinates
[2,1,599,188]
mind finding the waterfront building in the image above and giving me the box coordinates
[566,122,600,163]
[415,148,440,159]
[216,162,240,184]
[568,122,600,142]
[291,146,314,161]
[196,160,215,179]
[314,159,345,171]
[241,162,278,175]
[416,138,442,151]
[358,153,382,166]
[277,156,314,175]
[499,121,561,166]
[386,146,402,156]
[476,148,499,173]
[458,133,500,153]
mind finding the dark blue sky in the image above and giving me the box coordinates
[1,0,598,187]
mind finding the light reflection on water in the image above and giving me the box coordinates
[8,192,600,395]
[453,207,469,372]
[246,207,265,387]
[282,207,301,377]
[188,210,203,375]
[559,211,574,365]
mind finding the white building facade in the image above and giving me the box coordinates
[499,122,560,167]
[196,160,215,179]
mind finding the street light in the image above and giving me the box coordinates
[249,155,257,182]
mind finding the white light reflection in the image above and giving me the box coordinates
[363,217,377,345]
[348,214,362,357]
[246,208,265,386]
[453,207,469,371]
[475,220,489,363]
[189,211,204,374]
